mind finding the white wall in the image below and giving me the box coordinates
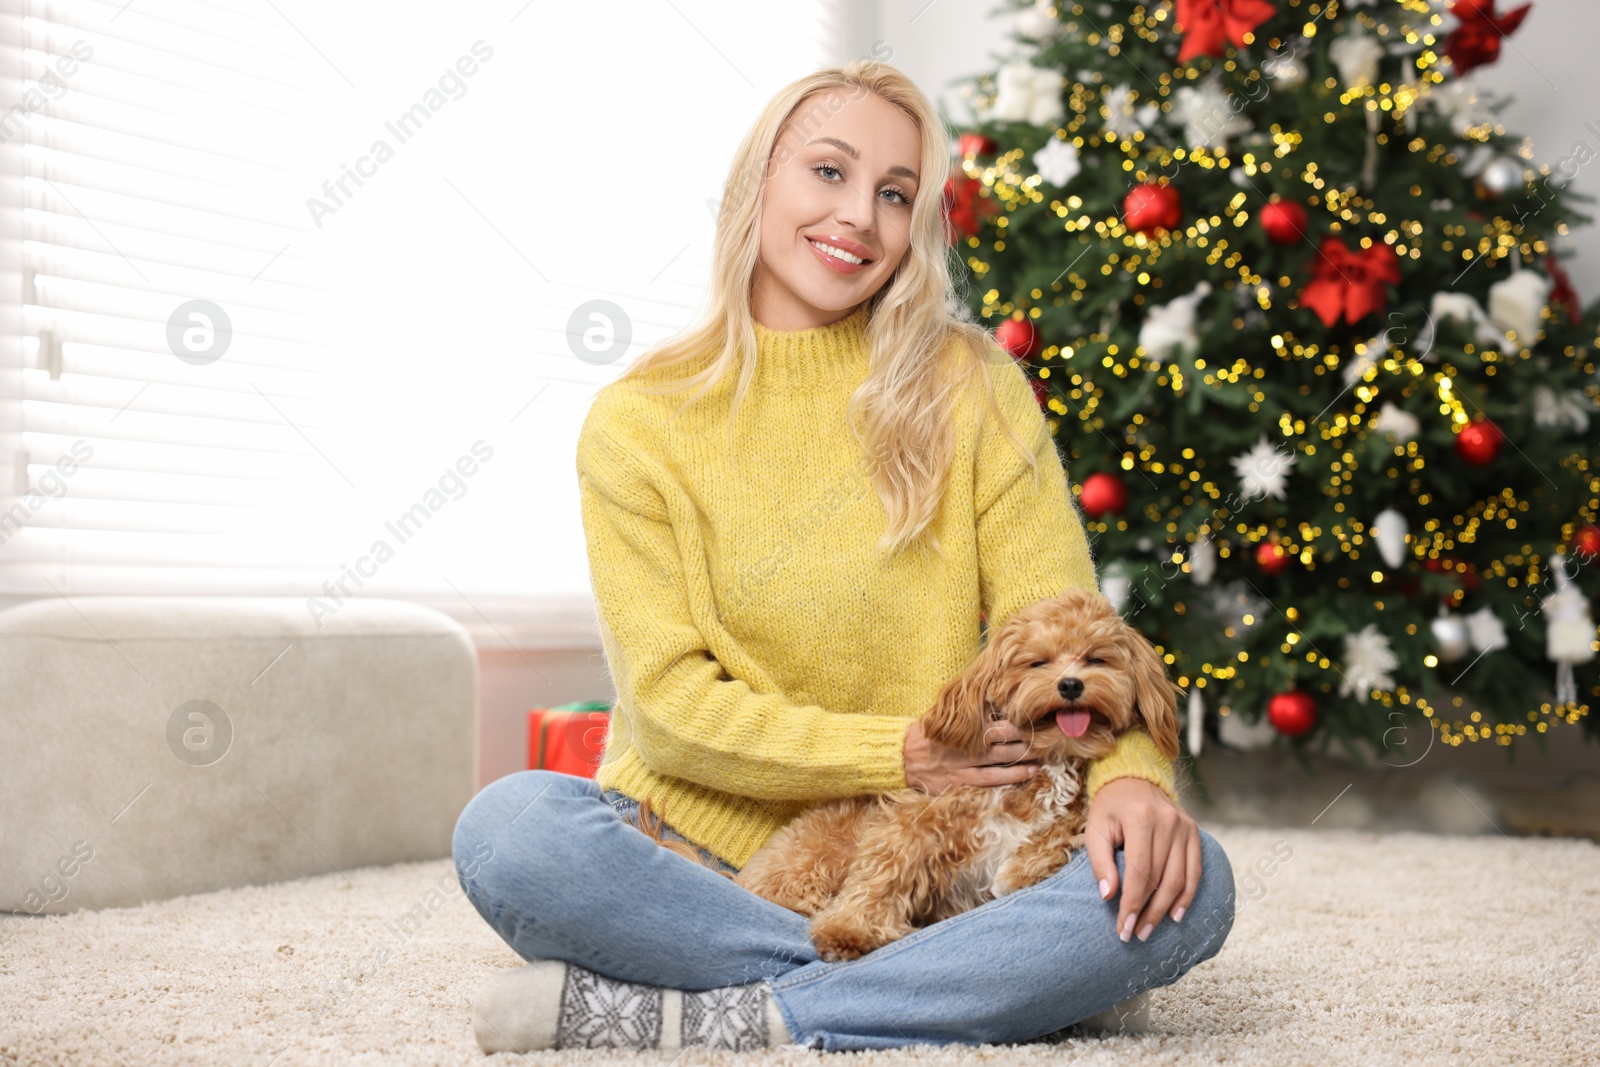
[860,0,1600,300]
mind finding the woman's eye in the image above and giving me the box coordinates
[811,164,912,206]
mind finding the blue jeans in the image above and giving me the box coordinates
[452,769,1235,1052]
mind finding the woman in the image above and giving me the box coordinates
[454,59,1234,1054]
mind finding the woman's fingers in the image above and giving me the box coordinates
[1134,829,1190,940]
[960,760,1036,787]
[1115,819,1157,942]
[981,720,1038,768]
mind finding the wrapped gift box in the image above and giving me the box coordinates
[527,701,612,778]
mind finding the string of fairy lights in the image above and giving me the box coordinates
[956,0,1600,745]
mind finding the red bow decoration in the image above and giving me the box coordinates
[942,175,999,244]
[958,132,997,158]
[1173,0,1278,64]
[1544,254,1582,326]
[1298,237,1402,327]
[1445,0,1533,74]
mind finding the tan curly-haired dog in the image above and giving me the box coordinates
[631,586,1181,962]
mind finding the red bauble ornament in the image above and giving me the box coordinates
[1572,524,1600,561]
[1454,418,1503,465]
[1123,182,1183,234]
[1445,0,1532,75]
[995,317,1041,360]
[958,132,998,158]
[1255,540,1292,575]
[1260,199,1308,245]
[1267,690,1316,737]
[1078,472,1129,518]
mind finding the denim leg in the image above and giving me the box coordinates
[454,772,1235,1051]
[450,770,821,990]
[765,827,1236,1051]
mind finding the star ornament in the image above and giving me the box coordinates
[1338,624,1399,702]
[1173,0,1278,65]
[1445,0,1533,75]
[1103,83,1159,140]
[1173,76,1253,151]
[1033,135,1082,187]
[1231,435,1297,502]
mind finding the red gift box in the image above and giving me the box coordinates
[527,702,612,778]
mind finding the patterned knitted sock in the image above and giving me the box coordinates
[471,959,794,1052]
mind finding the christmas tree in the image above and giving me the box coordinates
[946,0,1600,763]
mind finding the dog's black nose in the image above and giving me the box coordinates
[1058,677,1084,701]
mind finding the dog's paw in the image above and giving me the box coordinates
[809,920,877,962]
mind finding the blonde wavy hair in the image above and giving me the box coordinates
[611,59,1039,557]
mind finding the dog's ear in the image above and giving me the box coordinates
[921,624,1013,758]
[1125,625,1181,761]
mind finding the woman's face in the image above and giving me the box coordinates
[750,88,921,331]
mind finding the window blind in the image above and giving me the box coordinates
[0,0,847,644]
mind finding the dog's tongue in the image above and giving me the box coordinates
[1055,709,1091,738]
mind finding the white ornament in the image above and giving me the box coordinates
[1103,83,1158,140]
[1342,332,1390,387]
[1138,281,1212,365]
[1173,74,1252,153]
[1189,534,1218,586]
[1466,606,1508,654]
[1478,157,1525,196]
[1373,509,1408,569]
[1460,142,1498,180]
[1420,72,1493,135]
[1186,687,1205,756]
[1339,623,1399,702]
[991,63,1064,126]
[1543,554,1597,706]
[1372,402,1420,443]
[1531,385,1592,433]
[1231,435,1297,502]
[1330,29,1384,90]
[1487,269,1552,345]
[1217,707,1278,750]
[1016,0,1062,42]
[1420,290,1507,353]
[1263,49,1306,90]
[1100,561,1132,612]
[1431,608,1471,663]
[1033,134,1082,186]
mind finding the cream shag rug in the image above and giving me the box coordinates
[3,824,1597,1066]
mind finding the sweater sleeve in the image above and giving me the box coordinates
[973,353,1178,803]
[577,406,911,803]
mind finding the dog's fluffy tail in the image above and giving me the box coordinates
[633,795,737,880]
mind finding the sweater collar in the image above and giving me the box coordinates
[749,304,871,389]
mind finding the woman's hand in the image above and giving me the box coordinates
[1084,777,1202,943]
[902,716,1038,794]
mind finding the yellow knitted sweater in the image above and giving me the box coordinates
[577,304,1177,870]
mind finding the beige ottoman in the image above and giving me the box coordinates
[0,596,477,914]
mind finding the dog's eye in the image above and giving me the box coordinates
[1085,657,1105,666]
[1030,660,1050,669]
